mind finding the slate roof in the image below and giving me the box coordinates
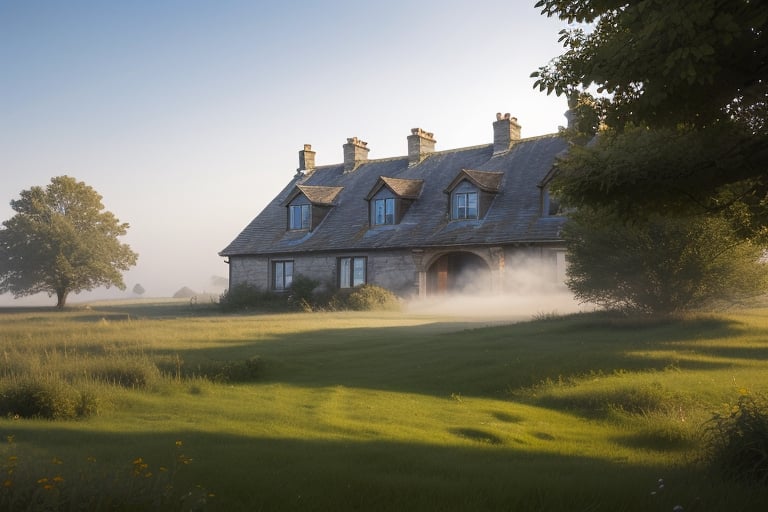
[445,169,503,193]
[282,185,343,206]
[220,134,568,257]
[366,176,424,200]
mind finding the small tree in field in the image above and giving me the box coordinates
[0,176,138,309]
[563,207,768,314]
[133,283,146,296]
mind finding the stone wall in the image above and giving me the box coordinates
[228,244,566,296]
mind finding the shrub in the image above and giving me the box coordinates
[219,283,287,312]
[0,376,80,420]
[287,275,322,311]
[339,285,400,311]
[703,393,768,484]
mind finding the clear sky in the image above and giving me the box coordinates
[0,0,570,305]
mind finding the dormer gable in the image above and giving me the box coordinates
[365,177,424,226]
[444,169,503,194]
[282,185,344,206]
[444,169,503,220]
[280,185,344,231]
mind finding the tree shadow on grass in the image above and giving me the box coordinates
[7,426,766,512]
[140,312,746,401]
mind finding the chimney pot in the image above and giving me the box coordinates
[407,127,436,166]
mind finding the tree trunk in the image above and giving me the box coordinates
[56,289,68,310]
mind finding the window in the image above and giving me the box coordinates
[452,191,478,220]
[273,260,294,290]
[289,204,310,230]
[339,257,366,288]
[373,197,395,225]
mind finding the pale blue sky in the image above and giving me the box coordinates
[0,0,570,304]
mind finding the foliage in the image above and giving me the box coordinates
[0,176,138,309]
[704,393,768,484]
[0,376,85,420]
[287,274,323,312]
[533,0,768,312]
[532,0,768,236]
[340,284,401,311]
[220,279,400,313]
[132,283,146,296]
[218,283,287,312]
[563,207,768,313]
[532,0,767,130]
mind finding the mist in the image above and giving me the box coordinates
[405,255,590,321]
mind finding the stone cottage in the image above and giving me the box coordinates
[219,114,568,298]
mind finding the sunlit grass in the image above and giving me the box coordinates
[0,303,767,510]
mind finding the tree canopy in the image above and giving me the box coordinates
[563,207,768,313]
[532,0,768,235]
[0,176,138,309]
[533,0,768,312]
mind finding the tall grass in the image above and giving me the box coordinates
[0,302,767,510]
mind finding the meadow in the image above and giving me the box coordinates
[0,300,767,511]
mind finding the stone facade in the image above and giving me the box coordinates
[221,114,570,298]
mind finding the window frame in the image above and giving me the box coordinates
[372,197,395,226]
[452,191,478,220]
[272,260,294,291]
[338,256,367,288]
[289,204,311,230]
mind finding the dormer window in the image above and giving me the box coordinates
[281,184,343,232]
[289,204,311,230]
[366,176,424,227]
[445,169,503,221]
[373,197,395,225]
[452,190,478,220]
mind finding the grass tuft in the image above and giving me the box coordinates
[703,392,768,484]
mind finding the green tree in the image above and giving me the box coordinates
[532,0,768,312]
[0,176,138,309]
[564,207,768,313]
[532,0,768,233]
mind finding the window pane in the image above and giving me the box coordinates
[374,199,385,225]
[385,198,394,224]
[339,258,351,288]
[467,192,478,219]
[289,206,301,229]
[301,204,310,229]
[274,261,284,289]
[454,193,466,219]
[353,258,366,287]
[284,261,293,288]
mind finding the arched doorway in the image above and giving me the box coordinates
[426,252,491,295]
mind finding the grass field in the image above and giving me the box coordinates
[0,300,767,511]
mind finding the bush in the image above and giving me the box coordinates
[219,283,287,312]
[336,285,401,311]
[287,275,323,312]
[703,393,768,484]
[0,376,81,420]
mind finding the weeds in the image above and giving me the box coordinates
[0,437,212,511]
[703,391,768,484]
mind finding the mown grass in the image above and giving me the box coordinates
[0,301,767,510]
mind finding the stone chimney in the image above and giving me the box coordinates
[493,113,522,154]
[298,144,316,174]
[343,137,369,173]
[407,128,436,166]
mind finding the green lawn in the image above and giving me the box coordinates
[0,301,767,511]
